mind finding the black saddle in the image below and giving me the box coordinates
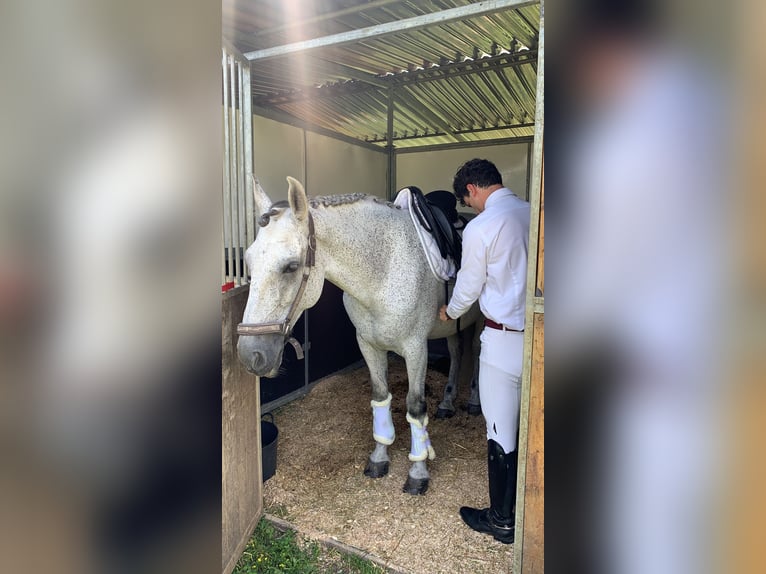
[406,186,463,271]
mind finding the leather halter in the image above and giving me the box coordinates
[236,212,316,360]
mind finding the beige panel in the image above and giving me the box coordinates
[306,131,387,199]
[396,143,529,210]
[252,115,305,204]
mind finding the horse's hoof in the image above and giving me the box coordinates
[402,476,429,495]
[435,407,455,419]
[466,403,482,416]
[364,459,389,478]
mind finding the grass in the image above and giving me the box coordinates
[234,519,386,574]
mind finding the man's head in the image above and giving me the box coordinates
[452,158,503,213]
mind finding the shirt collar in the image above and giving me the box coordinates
[485,187,513,208]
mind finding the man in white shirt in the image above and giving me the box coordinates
[439,158,530,543]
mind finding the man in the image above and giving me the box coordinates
[439,158,529,543]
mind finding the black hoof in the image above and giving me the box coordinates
[402,476,429,495]
[435,407,455,419]
[466,403,482,416]
[364,459,389,478]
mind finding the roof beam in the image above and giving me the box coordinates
[244,0,539,61]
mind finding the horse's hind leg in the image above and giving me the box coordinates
[357,335,393,479]
[466,322,482,415]
[402,342,434,495]
[435,333,462,419]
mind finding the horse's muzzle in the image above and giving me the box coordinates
[237,333,284,377]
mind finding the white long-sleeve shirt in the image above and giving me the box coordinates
[446,187,530,330]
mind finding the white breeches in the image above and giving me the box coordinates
[478,328,524,454]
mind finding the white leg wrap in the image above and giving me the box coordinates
[371,393,395,445]
[406,413,436,462]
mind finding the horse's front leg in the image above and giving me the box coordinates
[435,332,462,419]
[357,335,393,478]
[403,342,434,495]
[467,322,482,415]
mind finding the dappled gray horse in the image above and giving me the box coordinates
[237,177,481,494]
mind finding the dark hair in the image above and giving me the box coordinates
[452,159,503,205]
[563,0,662,51]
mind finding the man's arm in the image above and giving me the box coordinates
[444,226,487,320]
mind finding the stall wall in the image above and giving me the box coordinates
[306,131,387,198]
[252,115,305,202]
[396,142,530,209]
[252,115,387,202]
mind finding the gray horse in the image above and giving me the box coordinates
[237,177,481,494]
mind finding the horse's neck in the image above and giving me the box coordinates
[312,203,402,305]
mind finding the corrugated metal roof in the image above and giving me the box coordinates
[224,0,540,149]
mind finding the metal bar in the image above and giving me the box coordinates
[243,60,255,251]
[514,1,543,571]
[367,121,534,143]
[237,61,247,285]
[253,104,387,154]
[229,56,241,283]
[244,0,539,61]
[222,50,234,285]
[394,135,533,154]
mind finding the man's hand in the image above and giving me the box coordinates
[439,305,452,322]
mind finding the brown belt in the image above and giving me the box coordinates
[484,318,523,332]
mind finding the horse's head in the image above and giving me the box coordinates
[237,176,324,377]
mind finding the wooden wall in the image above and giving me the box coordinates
[222,286,262,574]
[516,155,544,574]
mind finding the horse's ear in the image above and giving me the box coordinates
[250,174,272,216]
[287,176,308,221]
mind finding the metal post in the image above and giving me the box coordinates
[386,87,396,199]
[222,50,233,285]
[243,60,255,250]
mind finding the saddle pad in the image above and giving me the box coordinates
[394,187,456,281]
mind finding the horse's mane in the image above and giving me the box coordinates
[309,193,399,210]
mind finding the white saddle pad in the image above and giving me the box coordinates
[394,187,456,281]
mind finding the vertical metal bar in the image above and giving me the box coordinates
[237,61,247,285]
[303,311,310,390]
[526,140,532,201]
[229,56,240,283]
[514,1,544,572]
[386,87,395,199]
[302,129,309,388]
[222,49,233,285]
[243,60,255,253]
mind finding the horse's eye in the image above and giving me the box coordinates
[282,261,300,274]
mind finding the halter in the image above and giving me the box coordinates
[236,211,316,360]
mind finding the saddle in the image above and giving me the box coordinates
[408,186,463,271]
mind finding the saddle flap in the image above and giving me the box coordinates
[408,186,463,268]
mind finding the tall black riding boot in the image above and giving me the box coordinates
[459,439,517,544]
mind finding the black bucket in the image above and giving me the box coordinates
[261,413,279,482]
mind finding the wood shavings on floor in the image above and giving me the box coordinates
[262,356,514,574]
